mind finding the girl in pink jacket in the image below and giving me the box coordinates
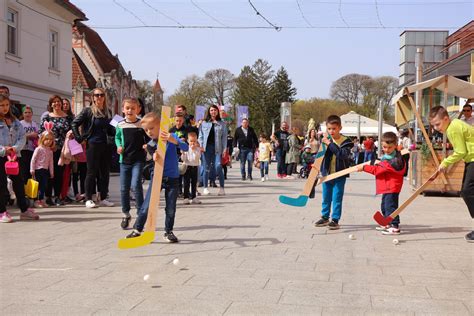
[31,131,55,208]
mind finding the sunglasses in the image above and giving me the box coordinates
[94,93,105,97]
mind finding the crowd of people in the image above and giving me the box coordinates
[1,84,472,242]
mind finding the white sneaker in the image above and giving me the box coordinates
[265,175,269,181]
[183,199,190,205]
[191,198,202,204]
[261,177,265,182]
[285,175,295,179]
[203,188,210,195]
[99,199,115,207]
[86,200,98,209]
[218,188,225,196]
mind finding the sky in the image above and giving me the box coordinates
[73,0,473,100]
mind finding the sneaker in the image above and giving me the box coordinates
[45,197,55,206]
[99,199,115,207]
[285,175,295,179]
[241,176,246,181]
[277,174,282,178]
[163,232,179,243]
[261,177,265,182]
[0,211,13,223]
[249,175,253,181]
[20,208,40,220]
[464,231,474,243]
[203,188,210,195]
[53,197,64,206]
[126,229,141,238]
[375,225,390,231]
[218,188,225,196]
[314,217,329,227]
[75,194,85,202]
[63,196,74,204]
[34,200,45,208]
[183,199,190,205]
[210,181,218,188]
[121,216,131,229]
[265,176,269,181]
[328,220,340,230]
[382,227,401,235]
[86,200,98,209]
[191,198,202,204]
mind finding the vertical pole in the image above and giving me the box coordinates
[414,47,424,143]
[378,99,383,158]
[357,114,361,140]
[443,75,448,158]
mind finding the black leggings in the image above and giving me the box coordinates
[46,150,64,198]
[72,162,87,195]
[20,150,34,184]
[85,143,110,201]
[0,157,28,213]
[462,162,474,219]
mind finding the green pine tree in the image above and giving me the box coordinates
[271,66,297,105]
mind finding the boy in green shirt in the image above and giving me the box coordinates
[429,106,474,242]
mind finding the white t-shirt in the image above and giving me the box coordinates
[20,120,39,151]
[463,116,474,126]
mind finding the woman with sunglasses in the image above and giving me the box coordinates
[39,95,73,206]
[71,88,115,209]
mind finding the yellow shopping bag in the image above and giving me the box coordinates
[25,178,39,199]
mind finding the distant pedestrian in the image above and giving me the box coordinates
[258,134,273,182]
[363,137,375,162]
[30,128,55,209]
[20,105,39,184]
[182,132,201,204]
[233,118,258,181]
[273,122,291,178]
[285,126,302,179]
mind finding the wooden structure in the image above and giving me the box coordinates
[393,75,474,193]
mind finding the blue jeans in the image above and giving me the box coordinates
[364,151,374,162]
[260,161,269,177]
[202,144,224,188]
[239,148,254,178]
[134,176,179,233]
[382,193,400,227]
[276,148,287,175]
[321,177,347,221]
[120,162,144,216]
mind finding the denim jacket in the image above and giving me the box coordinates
[198,120,227,155]
[0,119,26,158]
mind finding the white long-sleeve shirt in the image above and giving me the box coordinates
[181,146,201,166]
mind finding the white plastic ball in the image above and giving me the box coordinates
[173,258,180,265]
[143,274,150,281]
[392,239,399,245]
[348,234,356,240]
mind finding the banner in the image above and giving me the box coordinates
[236,105,249,122]
[195,105,206,122]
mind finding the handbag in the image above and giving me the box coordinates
[5,153,19,176]
[221,151,230,166]
[178,162,187,175]
[68,139,83,155]
[24,178,39,199]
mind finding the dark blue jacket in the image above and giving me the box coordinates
[320,136,353,177]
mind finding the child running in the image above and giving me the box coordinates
[115,98,148,229]
[357,132,406,235]
[258,134,272,182]
[126,112,189,243]
[314,115,353,230]
[30,129,55,208]
[181,132,201,204]
[429,106,474,242]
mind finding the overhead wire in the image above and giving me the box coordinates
[338,0,350,27]
[190,0,227,27]
[247,0,281,31]
[142,0,184,27]
[374,0,385,28]
[296,0,313,27]
[112,0,147,26]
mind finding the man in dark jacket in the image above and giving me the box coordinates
[233,118,258,180]
[273,121,291,178]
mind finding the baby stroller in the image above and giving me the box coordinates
[299,162,313,179]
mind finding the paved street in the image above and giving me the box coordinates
[0,164,472,315]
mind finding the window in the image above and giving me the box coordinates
[7,8,18,55]
[49,30,58,69]
[447,41,460,58]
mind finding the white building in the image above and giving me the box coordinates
[0,0,86,121]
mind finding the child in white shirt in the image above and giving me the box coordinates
[258,134,273,182]
[181,132,201,204]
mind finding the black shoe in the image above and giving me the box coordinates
[126,229,141,238]
[198,183,203,188]
[328,220,340,230]
[54,197,64,206]
[63,196,73,204]
[163,232,179,243]
[465,231,474,243]
[45,197,55,206]
[211,181,217,188]
[121,216,131,229]
[314,217,329,227]
[249,175,253,181]
[241,176,246,181]
[178,192,184,199]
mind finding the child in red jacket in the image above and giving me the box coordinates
[357,132,406,235]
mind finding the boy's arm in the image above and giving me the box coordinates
[362,164,386,176]
[327,142,352,160]
[114,125,123,148]
[441,128,468,167]
[198,125,204,147]
[169,133,189,152]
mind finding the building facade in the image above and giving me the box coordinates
[0,0,86,121]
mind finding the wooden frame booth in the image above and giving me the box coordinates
[393,75,474,194]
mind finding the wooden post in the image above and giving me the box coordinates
[396,101,415,141]
[405,88,448,185]
[443,76,448,158]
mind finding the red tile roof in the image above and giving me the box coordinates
[75,21,122,74]
[154,78,163,92]
[56,0,87,21]
[72,50,96,89]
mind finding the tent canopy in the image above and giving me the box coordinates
[320,111,397,137]
[392,75,474,105]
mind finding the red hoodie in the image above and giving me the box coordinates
[362,152,406,194]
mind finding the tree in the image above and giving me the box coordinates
[292,98,350,131]
[271,66,297,104]
[330,73,371,108]
[167,75,213,113]
[233,59,277,134]
[204,68,235,105]
[136,80,154,112]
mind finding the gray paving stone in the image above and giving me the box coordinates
[370,296,470,314]
[280,291,372,308]
[197,286,282,304]
[342,282,430,298]
[2,303,97,315]
[225,302,322,315]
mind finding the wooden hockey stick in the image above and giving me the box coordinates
[117,106,172,249]
[373,170,439,226]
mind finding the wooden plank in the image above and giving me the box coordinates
[396,101,415,141]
